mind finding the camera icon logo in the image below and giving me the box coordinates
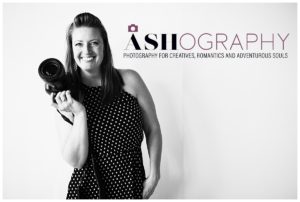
[128,24,138,32]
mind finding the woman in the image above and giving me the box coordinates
[50,12,162,199]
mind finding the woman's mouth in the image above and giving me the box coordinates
[81,56,95,62]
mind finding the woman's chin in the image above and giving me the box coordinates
[80,64,98,71]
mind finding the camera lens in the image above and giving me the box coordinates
[43,63,58,76]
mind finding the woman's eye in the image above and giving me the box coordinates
[90,41,99,46]
[74,43,82,47]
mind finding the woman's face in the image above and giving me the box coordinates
[72,26,104,74]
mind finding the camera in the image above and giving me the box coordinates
[38,58,75,102]
[128,24,138,32]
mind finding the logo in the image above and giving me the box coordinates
[123,25,290,59]
[128,24,138,32]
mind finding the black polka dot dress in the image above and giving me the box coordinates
[66,84,146,199]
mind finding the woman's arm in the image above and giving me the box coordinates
[120,69,162,199]
[51,90,89,169]
[138,79,162,199]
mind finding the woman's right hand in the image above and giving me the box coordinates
[51,90,85,116]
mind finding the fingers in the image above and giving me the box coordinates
[65,90,72,104]
[50,93,58,108]
[142,181,152,199]
[143,189,151,199]
[51,91,70,111]
[55,92,63,105]
[142,176,159,199]
[59,91,67,102]
[143,188,153,199]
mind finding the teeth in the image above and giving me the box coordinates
[81,57,94,62]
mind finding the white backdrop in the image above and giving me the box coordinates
[3,3,297,199]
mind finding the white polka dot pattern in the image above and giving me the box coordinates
[66,84,146,199]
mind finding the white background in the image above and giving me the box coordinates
[3,3,297,199]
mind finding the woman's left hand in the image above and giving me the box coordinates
[142,173,160,199]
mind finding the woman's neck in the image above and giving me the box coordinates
[80,70,102,87]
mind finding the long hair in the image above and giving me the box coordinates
[65,12,124,104]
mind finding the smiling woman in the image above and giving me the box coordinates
[72,27,104,77]
[50,12,162,199]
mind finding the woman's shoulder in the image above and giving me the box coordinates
[117,68,144,98]
[118,68,141,81]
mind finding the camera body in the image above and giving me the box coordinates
[38,58,76,102]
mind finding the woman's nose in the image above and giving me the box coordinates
[82,44,92,54]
